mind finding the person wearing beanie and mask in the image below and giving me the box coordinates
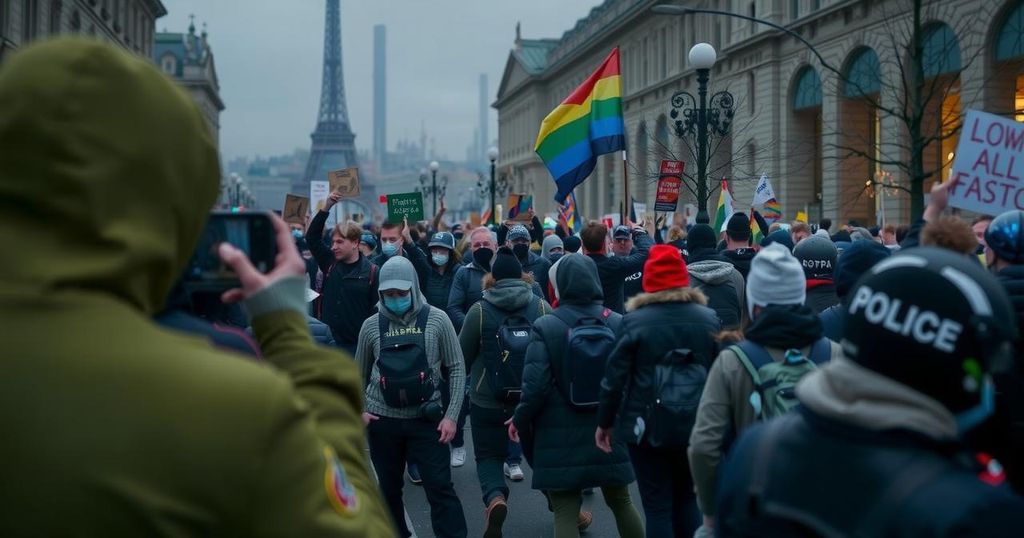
[356,256,468,538]
[543,234,565,263]
[688,243,840,537]
[686,224,746,330]
[459,247,552,536]
[306,196,380,354]
[794,235,840,314]
[819,241,891,341]
[715,247,1024,536]
[507,224,552,302]
[722,212,757,279]
[447,227,499,332]
[510,255,644,538]
[597,245,721,538]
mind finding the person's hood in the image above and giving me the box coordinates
[483,279,535,312]
[377,256,428,325]
[687,259,736,285]
[686,247,726,265]
[553,254,603,305]
[626,287,706,312]
[0,38,220,314]
[797,355,958,441]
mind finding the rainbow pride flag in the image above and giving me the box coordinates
[750,208,764,244]
[763,198,782,222]
[535,48,625,204]
[713,180,735,233]
[559,191,582,233]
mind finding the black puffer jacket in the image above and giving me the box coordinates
[586,231,654,313]
[513,254,634,491]
[805,280,840,314]
[687,259,745,330]
[597,287,721,445]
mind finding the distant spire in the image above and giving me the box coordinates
[201,22,208,41]
[188,14,196,35]
[515,21,521,49]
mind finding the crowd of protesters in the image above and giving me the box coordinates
[4,38,1024,538]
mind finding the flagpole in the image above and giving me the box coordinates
[621,150,629,224]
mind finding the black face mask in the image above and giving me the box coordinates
[473,247,494,268]
[512,243,530,262]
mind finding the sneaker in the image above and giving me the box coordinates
[503,462,524,481]
[451,446,466,467]
[577,510,593,532]
[407,464,422,485]
[483,495,508,538]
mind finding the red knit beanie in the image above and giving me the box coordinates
[643,244,689,293]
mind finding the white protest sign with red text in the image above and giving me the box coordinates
[948,110,1024,215]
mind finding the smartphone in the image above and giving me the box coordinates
[184,211,278,290]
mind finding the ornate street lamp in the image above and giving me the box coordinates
[668,43,734,224]
[487,146,499,226]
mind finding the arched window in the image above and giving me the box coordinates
[996,2,1024,62]
[793,66,823,110]
[922,22,961,77]
[748,71,756,114]
[843,48,881,98]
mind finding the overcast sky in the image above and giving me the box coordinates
[160,0,601,162]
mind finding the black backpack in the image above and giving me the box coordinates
[552,307,616,411]
[645,348,708,447]
[480,298,543,405]
[376,307,435,408]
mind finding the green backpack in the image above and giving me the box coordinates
[730,338,831,419]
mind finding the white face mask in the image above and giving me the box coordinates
[432,253,449,266]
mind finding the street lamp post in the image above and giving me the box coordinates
[233,174,243,208]
[668,43,733,224]
[487,146,499,226]
[429,160,440,216]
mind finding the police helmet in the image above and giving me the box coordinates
[984,210,1024,264]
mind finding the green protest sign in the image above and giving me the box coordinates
[386,192,424,223]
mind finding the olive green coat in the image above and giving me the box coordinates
[0,38,393,537]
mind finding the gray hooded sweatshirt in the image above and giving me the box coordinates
[687,259,746,329]
[355,256,466,422]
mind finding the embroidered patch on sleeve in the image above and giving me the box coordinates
[323,447,359,516]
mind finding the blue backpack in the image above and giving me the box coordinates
[552,308,616,411]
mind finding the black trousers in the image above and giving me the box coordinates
[629,441,700,538]
[368,416,467,538]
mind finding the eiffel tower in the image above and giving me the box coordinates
[300,0,358,194]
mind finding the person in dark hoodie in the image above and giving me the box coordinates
[581,220,654,314]
[306,195,380,354]
[509,254,644,538]
[689,244,841,537]
[413,231,461,315]
[356,256,468,538]
[459,247,552,536]
[507,224,552,301]
[715,247,1024,537]
[819,240,890,341]
[686,224,746,330]
[721,213,757,279]
[793,235,840,314]
[596,245,721,538]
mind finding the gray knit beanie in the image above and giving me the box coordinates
[745,243,807,318]
[542,234,564,255]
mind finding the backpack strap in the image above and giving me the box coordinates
[731,340,774,388]
[808,337,832,365]
[415,304,431,330]
[377,313,389,343]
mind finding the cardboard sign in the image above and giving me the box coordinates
[632,201,647,221]
[310,181,330,213]
[948,109,1024,215]
[328,167,361,198]
[385,192,424,223]
[283,194,310,225]
[470,212,481,227]
[506,194,533,221]
[655,160,685,212]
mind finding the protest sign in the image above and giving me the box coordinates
[328,167,361,198]
[385,192,424,223]
[507,194,533,221]
[602,213,621,230]
[470,212,481,227]
[632,201,648,221]
[310,181,330,213]
[948,109,1024,215]
[655,160,685,212]
[283,194,309,225]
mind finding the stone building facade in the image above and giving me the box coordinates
[0,0,166,61]
[495,0,1024,225]
[154,20,224,145]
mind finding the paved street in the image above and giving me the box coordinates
[397,422,643,538]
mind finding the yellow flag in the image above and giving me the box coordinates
[795,211,808,223]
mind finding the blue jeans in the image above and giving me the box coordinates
[629,441,699,538]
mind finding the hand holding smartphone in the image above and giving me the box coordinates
[184,211,280,292]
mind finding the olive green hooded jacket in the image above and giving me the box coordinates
[0,38,393,537]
